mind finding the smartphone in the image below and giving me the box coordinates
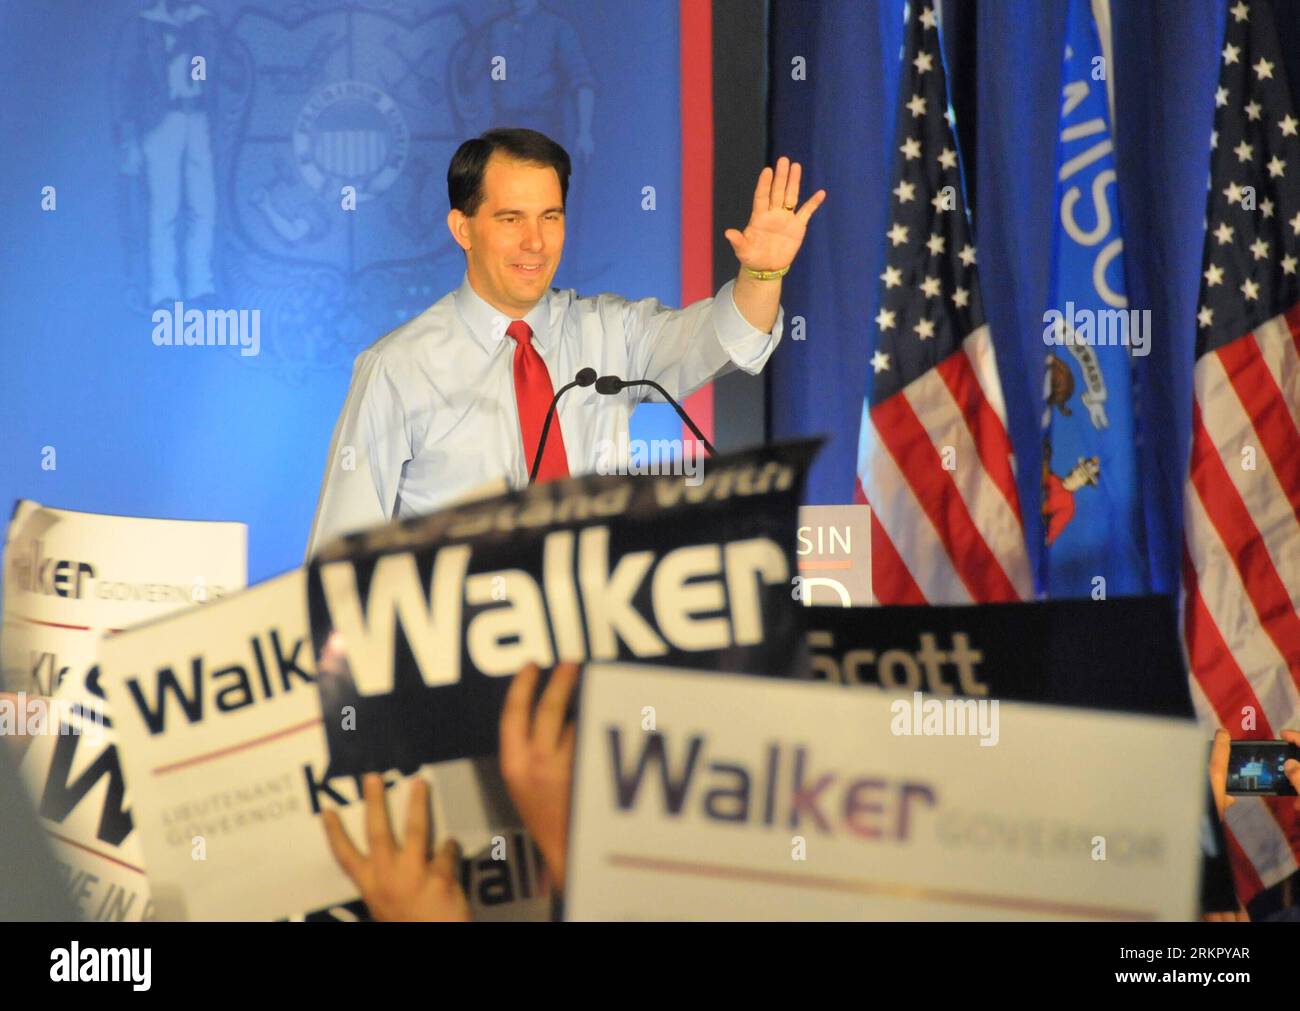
[1227,741,1300,796]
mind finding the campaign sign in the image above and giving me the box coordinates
[566,663,1205,921]
[100,569,549,921]
[307,441,818,775]
[17,666,150,921]
[804,597,1236,912]
[804,596,1195,718]
[795,505,871,607]
[1,500,246,695]
[3,500,245,921]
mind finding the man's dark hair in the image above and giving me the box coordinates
[447,128,571,216]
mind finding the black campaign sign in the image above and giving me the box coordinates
[804,595,1195,719]
[308,442,818,775]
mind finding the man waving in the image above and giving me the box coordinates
[307,127,825,556]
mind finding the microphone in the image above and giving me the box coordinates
[594,375,717,457]
[530,368,597,484]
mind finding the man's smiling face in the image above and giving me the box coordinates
[450,153,566,318]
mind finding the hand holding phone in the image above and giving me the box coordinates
[1226,739,1300,796]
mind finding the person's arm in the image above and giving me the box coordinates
[621,157,825,402]
[305,351,413,559]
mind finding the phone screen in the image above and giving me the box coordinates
[1227,742,1299,796]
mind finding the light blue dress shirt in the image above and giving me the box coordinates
[306,272,784,557]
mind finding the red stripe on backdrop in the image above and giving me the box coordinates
[1180,544,1272,733]
[1189,400,1300,687]
[855,477,927,605]
[1182,542,1300,902]
[870,395,1021,602]
[680,0,714,445]
[1224,826,1268,907]
[1286,304,1300,359]
[1218,333,1300,525]
[935,350,1023,525]
[870,511,928,604]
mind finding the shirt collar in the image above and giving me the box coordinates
[454,272,552,355]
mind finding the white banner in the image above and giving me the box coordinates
[4,500,246,921]
[1,500,246,694]
[17,667,150,921]
[566,663,1205,921]
[100,569,547,921]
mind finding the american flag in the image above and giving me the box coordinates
[854,3,1031,604]
[1184,0,1300,902]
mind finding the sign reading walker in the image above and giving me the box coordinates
[99,569,549,922]
[307,442,818,775]
[1,500,246,695]
[565,663,1205,921]
[2,500,245,921]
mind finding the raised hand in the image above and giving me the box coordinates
[321,773,472,922]
[499,661,580,892]
[724,156,827,272]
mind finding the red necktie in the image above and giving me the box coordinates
[507,320,570,482]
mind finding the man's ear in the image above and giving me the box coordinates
[447,209,471,252]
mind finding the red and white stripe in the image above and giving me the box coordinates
[855,325,1032,604]
[1182,307,1300,901]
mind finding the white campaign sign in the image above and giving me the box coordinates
[101,569,547,921]
[1,500,246,694]
[566,663,1206,921]
[3,500,246,921]
[18,666,151,921]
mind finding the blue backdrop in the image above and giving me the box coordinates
[0,0,683,583]
[768,0,1252,596]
